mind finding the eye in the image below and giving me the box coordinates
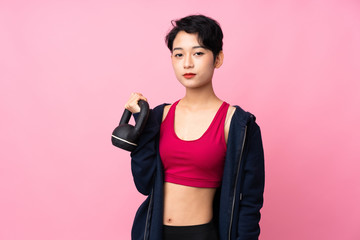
[174,53,183,58]
[194,52,204,56]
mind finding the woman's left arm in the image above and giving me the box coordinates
[237,120,265,240]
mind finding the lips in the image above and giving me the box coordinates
[183,73,196,79]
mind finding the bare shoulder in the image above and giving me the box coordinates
[162,104,172,122]
[224,105,236,143]
[226,106,236,124]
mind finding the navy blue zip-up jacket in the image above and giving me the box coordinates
[130,103,265,240]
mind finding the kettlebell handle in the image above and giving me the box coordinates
[120,100,149,132]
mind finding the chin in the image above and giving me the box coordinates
[180,82,207,90]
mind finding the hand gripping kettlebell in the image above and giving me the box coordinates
[111,100,150,151]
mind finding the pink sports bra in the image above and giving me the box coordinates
[159,100,229,188]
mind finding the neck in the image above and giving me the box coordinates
[181,84,221,108]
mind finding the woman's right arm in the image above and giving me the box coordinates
[125,93,161,195]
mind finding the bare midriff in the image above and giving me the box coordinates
[163,182,217,226]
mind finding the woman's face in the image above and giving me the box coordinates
[171,31,222,90]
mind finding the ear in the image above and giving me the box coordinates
[214,51,224,68]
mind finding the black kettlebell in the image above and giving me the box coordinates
[111,100,150,151]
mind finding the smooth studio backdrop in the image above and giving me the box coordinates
[1,0,359,239]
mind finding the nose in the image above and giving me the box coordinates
[183,54,194,69]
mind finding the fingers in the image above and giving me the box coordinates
[125,92,148,113]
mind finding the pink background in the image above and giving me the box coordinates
[1,0,359,239]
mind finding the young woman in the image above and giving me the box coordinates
[124,15,264,240]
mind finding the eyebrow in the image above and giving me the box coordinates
[172,46,204,51]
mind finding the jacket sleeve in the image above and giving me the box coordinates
[130,105,163,195]
[237,120,265,240]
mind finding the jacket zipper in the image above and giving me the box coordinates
[228,125,247,240]
[144,188,154,240]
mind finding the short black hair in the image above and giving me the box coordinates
[165,15,223,59]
